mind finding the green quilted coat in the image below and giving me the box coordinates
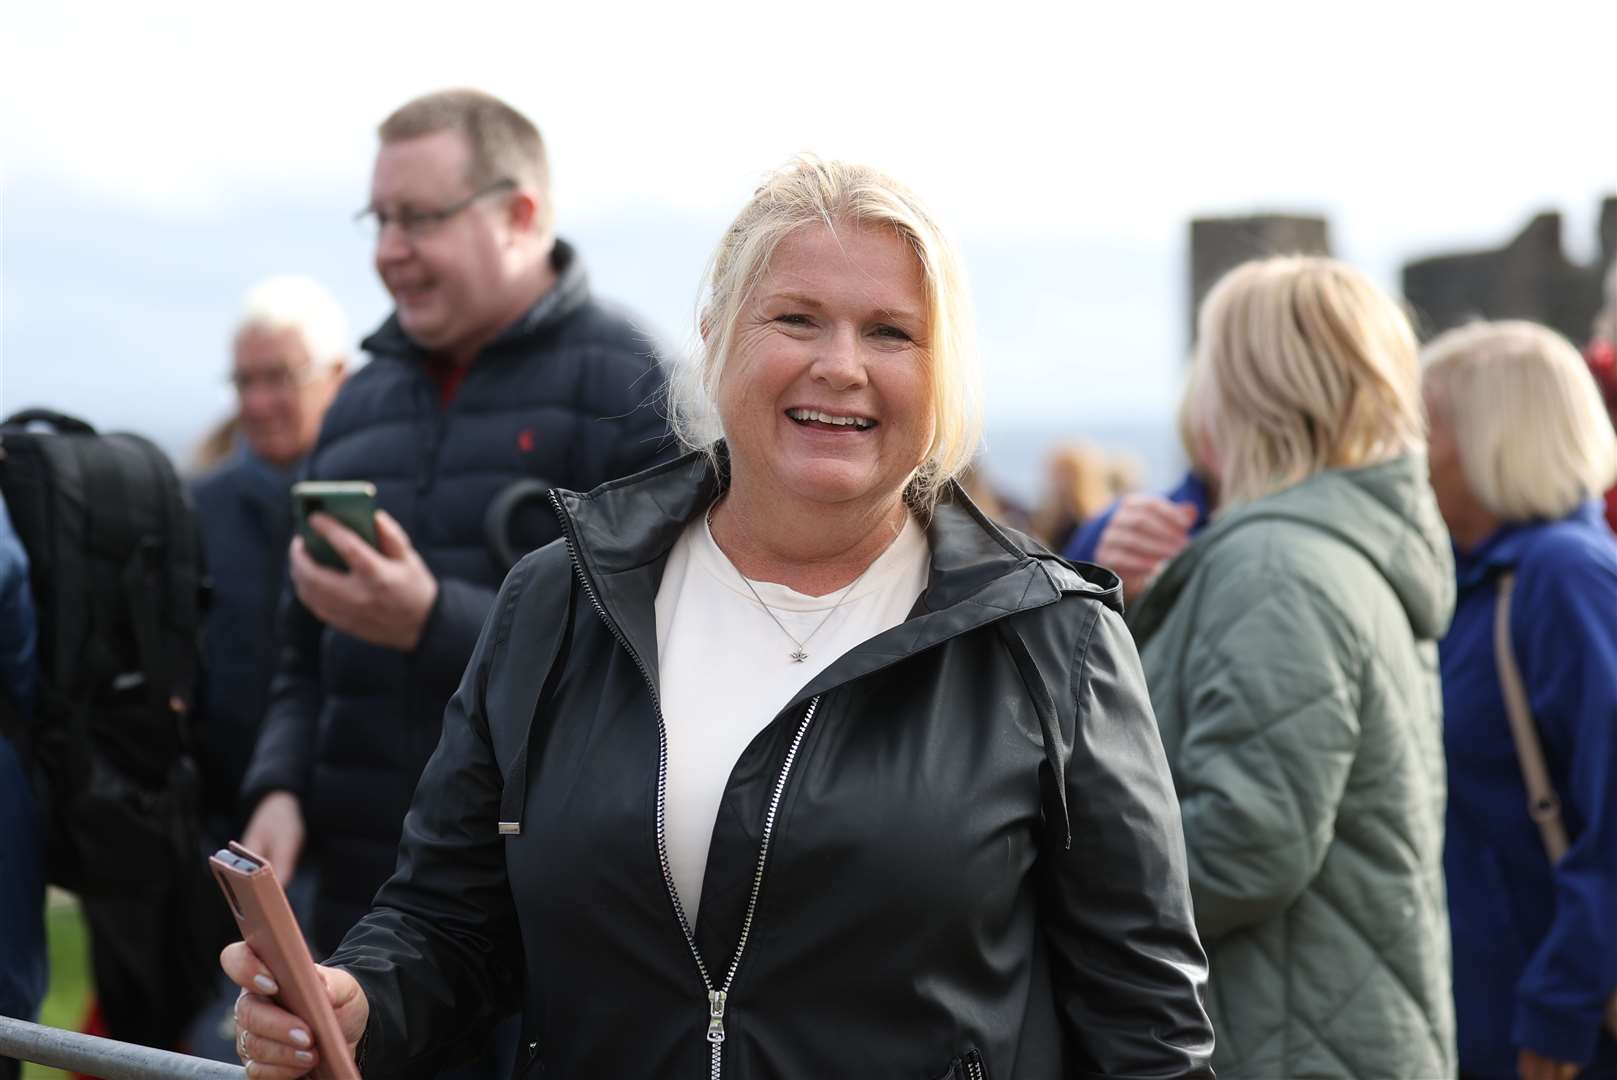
[1128,456,1458,1079]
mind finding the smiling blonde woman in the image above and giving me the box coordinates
[222,157,1216,1079]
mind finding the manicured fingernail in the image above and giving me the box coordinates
[254,975,278,994]
[295,1050,314,1063]
[289,1027,311,1048]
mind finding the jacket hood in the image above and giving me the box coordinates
[361,237,591,360]
[1141,454,1455,642]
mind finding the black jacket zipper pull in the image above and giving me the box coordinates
[707,989,728,1044]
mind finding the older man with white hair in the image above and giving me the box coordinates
[193,275,350,840]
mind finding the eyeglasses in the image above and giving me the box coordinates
[353,179,516,240]
[229,363,319,395]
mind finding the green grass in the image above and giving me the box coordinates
[20,890,90,1080]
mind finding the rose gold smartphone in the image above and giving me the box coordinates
[210,841,362,1080]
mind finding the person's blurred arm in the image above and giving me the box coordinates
[0,501,46,1026]
[1090,494,1199,603]
[1511,551,1617,1071]
[239,580,325,882]
[1061,498,1119,565]
[318,553,541,1076]
[0,499,37,720]
[1174,570,1361,941]
[1039,604,1215,1077]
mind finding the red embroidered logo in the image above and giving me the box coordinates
[517,428,535,453]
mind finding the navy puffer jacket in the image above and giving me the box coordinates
[242,240,678,951]
[193,451,297,835]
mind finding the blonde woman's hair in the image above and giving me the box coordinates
[191,416,241,473]
[380,88,554,235]
[1422,320,1617,522]
[1193,256,1424,507]
[667,156,983,511]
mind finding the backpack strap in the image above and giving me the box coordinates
[2,409,97,436]
[1493,571,1571,862]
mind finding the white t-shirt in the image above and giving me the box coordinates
[653,510,930,923]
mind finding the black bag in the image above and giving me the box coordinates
[0,408,222,1047]
[0,408,207,894]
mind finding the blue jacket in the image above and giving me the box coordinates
[1442,503,1617,1078]
[193,449,299,833]
[1062,470,1211,565]
[0,494,46,1023]
[241,239,678,951]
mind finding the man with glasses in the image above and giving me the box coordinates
[237,89,673,1012]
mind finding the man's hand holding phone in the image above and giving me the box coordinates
[290,508,439,651]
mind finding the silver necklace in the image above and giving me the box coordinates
[707,505,885,663]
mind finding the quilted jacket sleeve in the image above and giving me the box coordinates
[1175,563,1364,943]
[1041,602,1217,1077]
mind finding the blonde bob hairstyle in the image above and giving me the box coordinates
[1422,320,1617,522]
[667,156,983,512]
[1194,256,1424,508]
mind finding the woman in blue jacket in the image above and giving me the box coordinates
[1423,320,1617,1080]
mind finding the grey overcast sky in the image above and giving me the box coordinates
[2,0,1613,483]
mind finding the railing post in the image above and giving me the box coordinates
[0,1015,247,1079]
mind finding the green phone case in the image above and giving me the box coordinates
[292,481,379,570]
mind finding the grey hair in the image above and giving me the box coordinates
[235,275,350,369]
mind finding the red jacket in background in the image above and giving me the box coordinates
[1588,339,1617,533]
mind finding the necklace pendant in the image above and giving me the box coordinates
[789,649,809,663]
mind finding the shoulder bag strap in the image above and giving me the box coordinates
[1493,571,1572,863]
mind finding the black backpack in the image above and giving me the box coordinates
[0,408,207,895]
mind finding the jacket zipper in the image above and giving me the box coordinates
[551,492,823,1078]
[963,1047,986,1080]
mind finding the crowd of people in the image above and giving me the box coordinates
[2,85,1615,1080]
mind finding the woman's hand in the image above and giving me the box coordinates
[1518,1047,1579,1080]
[221,940,368,1078]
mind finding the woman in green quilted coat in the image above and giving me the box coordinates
[1127,256,1458,1078]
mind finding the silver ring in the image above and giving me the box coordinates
[238,1028,251,1062]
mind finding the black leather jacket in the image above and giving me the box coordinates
[327,452,1215,1079]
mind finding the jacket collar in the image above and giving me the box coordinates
[1453,500,1608,590]
[551,446,1118,706]
[360,237,591,362]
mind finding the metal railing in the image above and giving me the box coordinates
[0,1015,245,1079]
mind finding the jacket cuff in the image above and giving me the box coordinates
[410,578,493,702]
[1514,997,1601,1067]
[237,741,311,814]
